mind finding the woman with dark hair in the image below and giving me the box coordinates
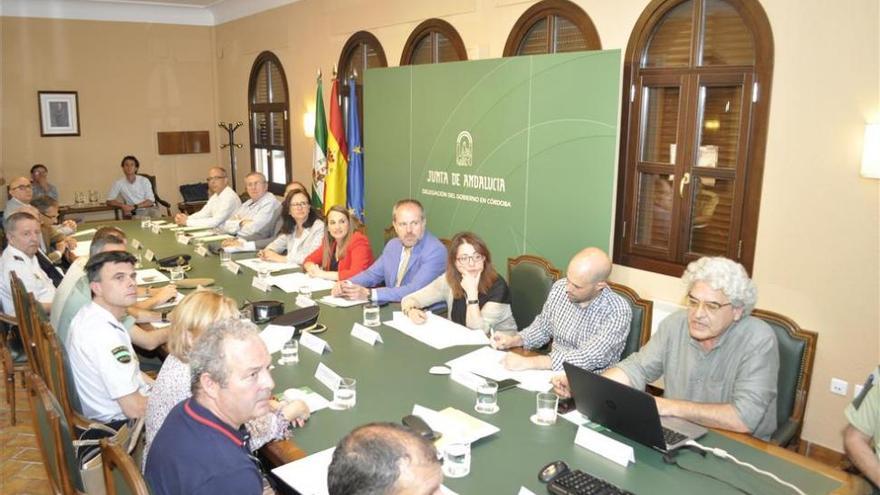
[303,205,373,281]
[401,231,515,334]
[258,189,324,265]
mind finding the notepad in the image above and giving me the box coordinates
[384,312,489,349]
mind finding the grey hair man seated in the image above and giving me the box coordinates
[327,422,443,495]
[553,256,779,440]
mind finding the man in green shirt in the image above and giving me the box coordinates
[845,367,880,490]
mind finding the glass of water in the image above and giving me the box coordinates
[362,302,380,327]
[534,392,559,425]
[219,249,231,264]
[280,338,299,365]
[299,285,312,299]
[475,380,499,414]
[170,266,185,281]
[333,377,357,409]
[442,440,471,478]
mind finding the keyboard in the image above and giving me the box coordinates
[547,469,634,495]
[661,426,687,446]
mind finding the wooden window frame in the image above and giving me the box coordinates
[337,31,388,138]
[502,0,601,56]
[247,51,291,196]
[399,18,468,66]
[614,0,773,276]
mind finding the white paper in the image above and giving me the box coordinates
[350,323,383,345]
[176,235,191,245]
[560,409,590,426]
[318,295,368,308]
[272,447,335,495]
[272,447,457,495]
[144,249,155,261]
[411,404,499,446]
[444,347,554,392]
[574,425,635,467]
[149,321,171,329]
[259,324,296,354]
[384,312,490,350]
[449,369,489,391]
[518,487,537,495]
[314,363,342,391]
[300,332,331,355]
[296,295,317,308]
[283,387,330,413]
[223,261,241,274]
[197,234,233,242]
[271,272,335,293]
[189,229,220,238]
[237,257,299,273]
[71,228,96,238]
[157,222,176,229]
[135,268,169,285]
[73,240,92,257]
[131,239,141,249]
[152,292,184,310]
[251,276,272,292]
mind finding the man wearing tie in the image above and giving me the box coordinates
[334,199,446,304]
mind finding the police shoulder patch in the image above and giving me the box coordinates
[111,345,132,364]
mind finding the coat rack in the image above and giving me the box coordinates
[219,121,244,190]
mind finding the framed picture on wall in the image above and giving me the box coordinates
[38,91,80,136]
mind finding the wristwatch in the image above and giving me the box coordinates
[467,299,479,305]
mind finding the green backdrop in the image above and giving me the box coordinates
[363,50,621,271]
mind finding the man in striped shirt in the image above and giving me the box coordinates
[492,247,631,372]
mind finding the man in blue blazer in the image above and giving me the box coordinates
[334,199,446,304]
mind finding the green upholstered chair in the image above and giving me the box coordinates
[43,321,92,433]
[507,255,562,330]
[752,309,818,449]
[607,281,653,360]
[27,371,85,495]
[100,438,152,495]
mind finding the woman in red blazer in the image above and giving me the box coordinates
[303,205,373,281]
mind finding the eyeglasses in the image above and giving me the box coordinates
[40,212,59,220]
[290,201,310,209]
[685,293,732,314]
[456,253,485,264]
[11,184,32,191]
[395,220,422,229]
[206,176,226,182]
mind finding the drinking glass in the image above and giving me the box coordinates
[299,285,312,299]
[219,249,232,264]
[475,380,499,414]
[442,440,471,478]
[333,378,357,409]
[362,302,380,327]
[169,266,184,281]
[88,190,98,204]
[535,392,559,425]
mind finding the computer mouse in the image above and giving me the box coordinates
[428,365,451,375]
[538,460,569,483]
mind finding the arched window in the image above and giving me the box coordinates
[400,19,467,66]
[614,0,773,276]
[503,0,601,56]
[248,51,290,195]
[337,31,388,135]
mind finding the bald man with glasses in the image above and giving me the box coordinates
[4,176,34,227]
[174,167,241,228]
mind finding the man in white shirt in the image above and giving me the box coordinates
[0,212,56,315]
[174,167,241,228]
[220,172,280,244]
[66,251,151,423]
[107,155,160,218]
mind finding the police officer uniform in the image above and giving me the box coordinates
[66,301,148,423]
[0,244,56,316]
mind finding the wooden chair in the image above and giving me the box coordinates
[439,237,452,250]
[100,438,151,495]
[751,309,818,449]
[42,320,93,433]
[507,255,561,330]
[607,281,653,360]
[383,224,396,244]
[138,174,172,217]
[26,371,85,495]
[0,271,42,425]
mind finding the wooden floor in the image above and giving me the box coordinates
[0,373,52,495]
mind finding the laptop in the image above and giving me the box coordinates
[563,362,707,453]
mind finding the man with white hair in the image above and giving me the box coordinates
[553,256,779,440]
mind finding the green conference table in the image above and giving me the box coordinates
[113,220,855,495]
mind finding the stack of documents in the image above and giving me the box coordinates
[318,295,367,308]
[237,257,299,273]
[271,272,336,293]
[445,347,555,392]
[411,403,499,448]
[135,268,170,285]
[384,312,489,349]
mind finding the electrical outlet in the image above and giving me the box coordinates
[855,384,864,398]
[830,378,848,396]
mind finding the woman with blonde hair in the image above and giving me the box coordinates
[303,205,373,281]
[143,290,309,468]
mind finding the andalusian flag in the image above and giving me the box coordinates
[311,74,328,211]
[323,76,347,212]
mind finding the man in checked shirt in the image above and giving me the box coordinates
[492,247,631,372]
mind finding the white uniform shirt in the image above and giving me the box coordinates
[0,245,56,316]
[66,301,147,423]
[50,256,87,330]
[108,175,155,206]
[223,193,281,242]
[265,219,325,265]
[186,186,242,228]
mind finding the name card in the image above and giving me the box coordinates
[194,245,209,257]
[574,425,635,467]
[251,276,271,292]
[224,261,241,274]
[314,363,342,391]
[350,323,383,346]
[131,239,142,250]
[151,224,161,234]
[300,331,332,355]
[144,249,155,262]
[296,295,317,308]
[176,235,191,245]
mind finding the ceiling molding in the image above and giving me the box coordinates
[0,0,302,26]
